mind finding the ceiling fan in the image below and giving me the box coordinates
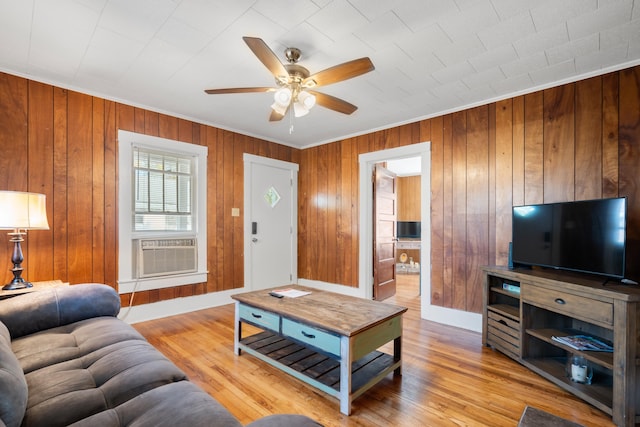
[204,37,375,122]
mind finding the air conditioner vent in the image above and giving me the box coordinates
[135,238,197,278]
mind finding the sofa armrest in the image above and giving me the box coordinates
[0,283,120,339]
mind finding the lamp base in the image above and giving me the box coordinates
[2,278,33,291]
[3,231,32,291]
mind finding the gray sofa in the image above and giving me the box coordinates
[0,284,321,427]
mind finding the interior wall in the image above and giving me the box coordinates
[396,176,421,266]
[0,72,298,307]
[397,176,421,221]
[298,66,640,315]
[297,125,423,287]
[2,65,639,316]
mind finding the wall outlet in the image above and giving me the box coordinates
[231,208,240,217]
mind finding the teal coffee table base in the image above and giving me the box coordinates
[233,286,407,415]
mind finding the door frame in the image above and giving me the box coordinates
[358,142,430,302]
[243,153,299,290]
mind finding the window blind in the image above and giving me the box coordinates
[133,147,193,231]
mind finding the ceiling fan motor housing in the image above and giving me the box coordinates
[284,47,301,63]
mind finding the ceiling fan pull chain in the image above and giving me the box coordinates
[289,105,294,134]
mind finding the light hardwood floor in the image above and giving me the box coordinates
[133,275,615,427]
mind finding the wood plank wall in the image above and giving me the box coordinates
[0,72,298,306]
[298,66,640,314]
[397,176,421,221]
[2,65,639,316]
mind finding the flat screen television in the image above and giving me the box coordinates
[512,197,627,279]
[397,221,421,239]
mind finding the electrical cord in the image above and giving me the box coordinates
[118,279,140,321]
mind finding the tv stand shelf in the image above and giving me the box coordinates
[525,328,614,369]
[482,266,640,427]
[488,303,519,320]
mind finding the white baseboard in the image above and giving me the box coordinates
[297,278,365,298]
[119,280,482,334]
[118,287,246,324]
[421,304,482,333]
[298,279,482,333]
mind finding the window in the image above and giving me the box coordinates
[133,148,193,232]
[118,130,208,293]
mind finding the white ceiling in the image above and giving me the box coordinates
[387,157,421,176]
[1,0,639,149]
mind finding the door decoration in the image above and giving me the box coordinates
[264,186,281,208]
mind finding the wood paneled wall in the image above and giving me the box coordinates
[2,65,639,316]
[298,66,640,314]
[397,176,421,221]
[0,72,297,306]
[298,126,423,286]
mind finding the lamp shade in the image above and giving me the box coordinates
[0,191,50,230]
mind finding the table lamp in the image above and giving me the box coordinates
[0,191,50,290]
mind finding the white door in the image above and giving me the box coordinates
[243,154,298,290]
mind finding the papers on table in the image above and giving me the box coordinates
[271,288,311,298]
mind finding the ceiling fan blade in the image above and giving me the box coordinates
[308,91,358,115]
[243,36,289,81]
[269,110,284,121]
[269,105,290,121]
[303,57,374,88]
[204,87,274,94]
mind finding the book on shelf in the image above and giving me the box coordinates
[502,283,520,293]
[551,334,613,352]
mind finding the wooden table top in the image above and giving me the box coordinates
[0,280,68,299]
[232,285,407,337]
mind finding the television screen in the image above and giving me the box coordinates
[397,221,421,239]
[512,197,627,278]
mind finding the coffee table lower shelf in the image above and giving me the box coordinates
[240,331,397,401]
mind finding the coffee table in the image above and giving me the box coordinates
[232,285,407,415]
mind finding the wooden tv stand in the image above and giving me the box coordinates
[482,266,640,427]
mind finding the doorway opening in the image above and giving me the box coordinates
[385,157,422,299]
[358,143,430,315]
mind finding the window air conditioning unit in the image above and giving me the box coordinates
[135,238,197,278]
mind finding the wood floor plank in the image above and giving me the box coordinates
[134,274,615,426]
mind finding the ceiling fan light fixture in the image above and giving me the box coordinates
[273,87,292,107]
[293,101,309,117]
[298,91,316,109]
[270,101,288,116]
[204,37,375,125]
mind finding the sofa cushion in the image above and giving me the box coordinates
[13,317,162,374]
[67,381,243,427]
[0,284,120,339]
[0,321,27,427]
[246,415,324,427]
[12,317,188,427]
